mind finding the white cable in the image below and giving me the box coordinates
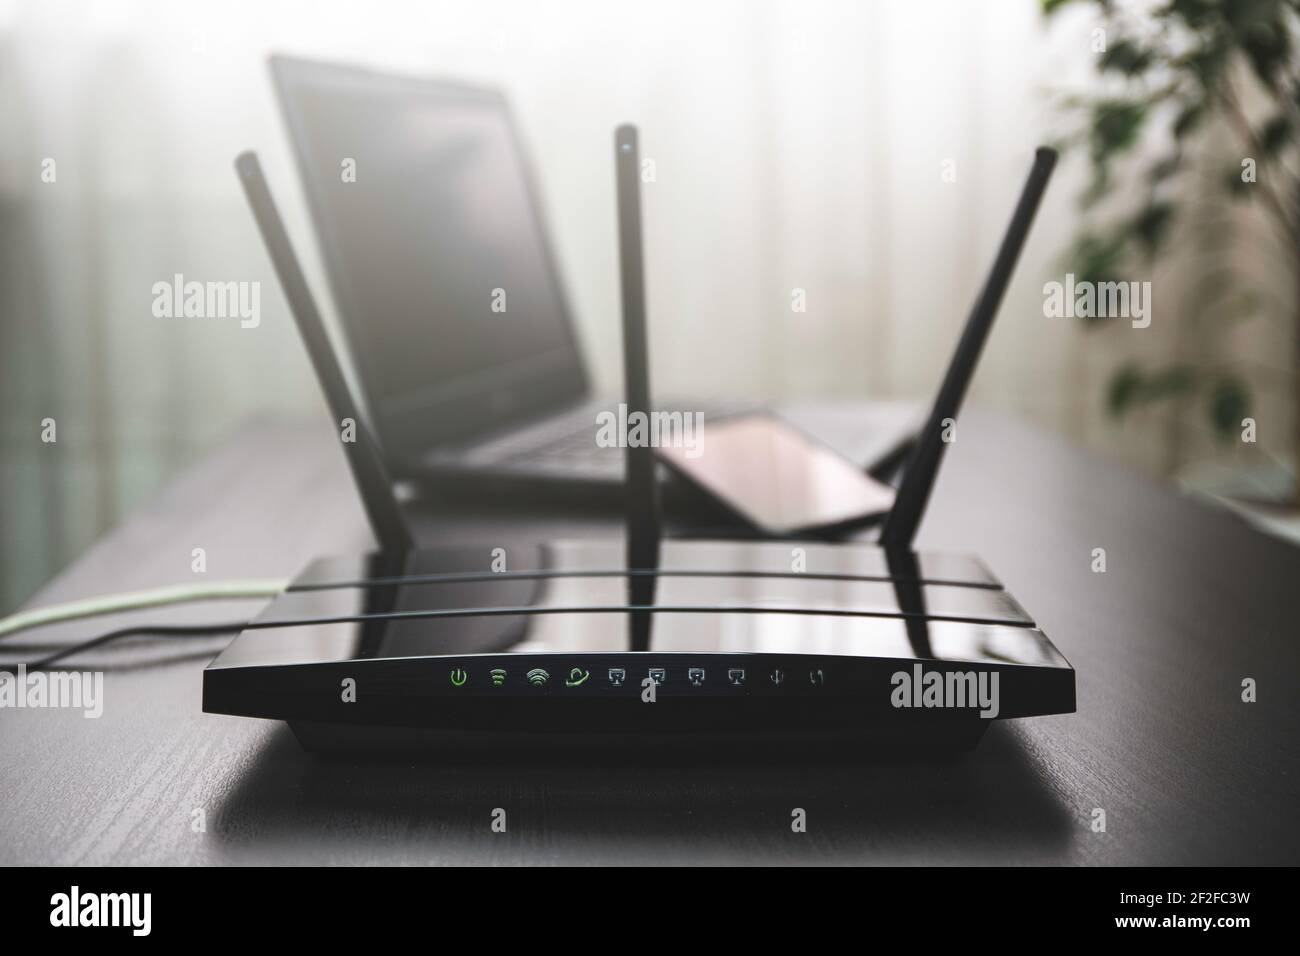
[0,579,289,639]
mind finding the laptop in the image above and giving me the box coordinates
[270,55,915,499]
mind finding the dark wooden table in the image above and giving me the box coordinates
[3,406,1297,865]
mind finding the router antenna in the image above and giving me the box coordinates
[615,125,663,573]
[879,147,1057,552]
[235,151,415,555]
[615,125,661,651]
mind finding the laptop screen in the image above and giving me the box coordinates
[272,56,588,459]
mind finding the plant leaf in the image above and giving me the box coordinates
[1040,0,1079,15]
[1107,363,1145,417]
[1133,201,1176,254]
[1071,233,1129,301]
[1106,362,1202,419]
[1260,113,1293,156]
[1100,38,1156,76]
[1167,0,1220,32]
[1090,100,1148,161]
[1207,377,1251,439]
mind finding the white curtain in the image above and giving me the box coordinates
[1,0,1268,611]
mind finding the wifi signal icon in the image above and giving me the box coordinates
[526,668,550,687]
[490,668,507,687]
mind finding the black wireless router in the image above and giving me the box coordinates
[204,131,1073,755]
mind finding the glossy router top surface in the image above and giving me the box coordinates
[208,539,1069,673]
[287,538,1004,589]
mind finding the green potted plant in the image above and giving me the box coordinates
[1044,0,1299,515]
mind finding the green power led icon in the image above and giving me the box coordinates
[449,668,468,687]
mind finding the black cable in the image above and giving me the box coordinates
[10,622,248,671]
